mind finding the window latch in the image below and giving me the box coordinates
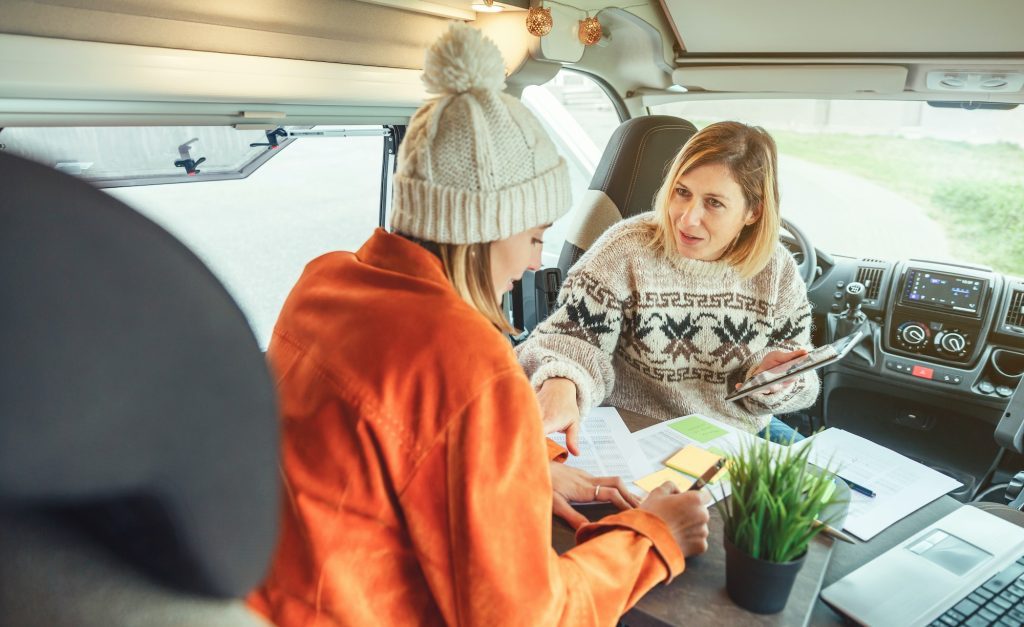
[173,138,206,176]
[249,128,288,150]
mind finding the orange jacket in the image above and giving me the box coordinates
[248,229,685,626]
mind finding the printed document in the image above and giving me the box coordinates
[797,428,962,540]
[547,407,650,497]
[630,414,776,500]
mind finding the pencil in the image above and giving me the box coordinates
[687,457,726,492]
[813,519,857,544]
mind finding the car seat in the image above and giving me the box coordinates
[556,115,698,280]
[0,151,279,626]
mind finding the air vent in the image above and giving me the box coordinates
[1007,290,1024,327]
[855,267,883,300]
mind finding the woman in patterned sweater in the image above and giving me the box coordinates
[517,121,818,453]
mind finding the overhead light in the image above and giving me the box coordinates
[927,70,1024,93]
[939,74,965,89]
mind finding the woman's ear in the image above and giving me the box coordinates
[744,203,763,226]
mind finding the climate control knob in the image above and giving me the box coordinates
[935,329,970,356]
[896,321,930,350]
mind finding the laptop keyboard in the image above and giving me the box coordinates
[930,556,1024,626]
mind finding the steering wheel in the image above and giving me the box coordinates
[781,218,817,287]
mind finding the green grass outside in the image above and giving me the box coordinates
[769,129,1024,275]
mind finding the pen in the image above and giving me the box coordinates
[688,457,726,492]
[839,475,876,498]
[812,519,857,544]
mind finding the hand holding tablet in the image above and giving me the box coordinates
[725,331,865,402]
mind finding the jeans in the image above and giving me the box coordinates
[757,417,805,445]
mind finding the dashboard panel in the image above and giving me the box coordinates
[806,252,1024,409]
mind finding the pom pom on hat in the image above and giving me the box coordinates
[422,22,506,95]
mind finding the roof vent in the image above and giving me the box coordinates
[855,266,883,300]
[927,71,1024,93]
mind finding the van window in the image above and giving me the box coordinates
[523,71,623,267]
[2,125,387,347]
[649,99,1024,276]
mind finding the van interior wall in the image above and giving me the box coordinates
[1,0,450,69]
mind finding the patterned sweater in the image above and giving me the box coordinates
[517,214,820,433]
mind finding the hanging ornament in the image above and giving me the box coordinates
[578,16,602,46]
[525,6,553,37]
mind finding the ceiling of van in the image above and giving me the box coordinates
[661,0,1024,56]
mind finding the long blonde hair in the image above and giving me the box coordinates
[435,242,516,334]
[649,121,781,279]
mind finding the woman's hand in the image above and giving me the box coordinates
[550,462,641,529]
[638,483,711,557]
[737,348,808,395]
[537,377,582,455]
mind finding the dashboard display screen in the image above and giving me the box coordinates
[902,269,986,314]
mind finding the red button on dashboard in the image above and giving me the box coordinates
[911,365,934,379]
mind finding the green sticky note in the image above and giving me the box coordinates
[668,415,729,443]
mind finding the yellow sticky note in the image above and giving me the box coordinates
[635,467,694,493]
[665,445,728,483]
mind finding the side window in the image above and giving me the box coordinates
[2,125,386,348]
[522,71,623,267]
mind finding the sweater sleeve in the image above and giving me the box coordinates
[739,253,821,416]
[515,264,625,418]
[426,370,684,626]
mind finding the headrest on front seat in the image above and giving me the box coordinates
[558,115,697,278]
[0,151,279,598]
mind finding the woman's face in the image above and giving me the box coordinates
[667,163,759,261]
[489,224,549,300]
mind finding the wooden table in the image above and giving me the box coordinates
[552,408,981,626]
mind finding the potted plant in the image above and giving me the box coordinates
[716,434,842,614]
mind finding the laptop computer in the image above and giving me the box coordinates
[821,505,1024,627]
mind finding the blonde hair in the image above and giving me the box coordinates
[435,242,516,334]
[648,121,781,279]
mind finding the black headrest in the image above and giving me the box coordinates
[590,115,698,219]
[0,151,279,597]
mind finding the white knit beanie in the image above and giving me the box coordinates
[391,23,572,244]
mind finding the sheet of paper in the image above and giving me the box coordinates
[629,414,774,500]
[631,414,762,469]
[797,428,963,541]
[547,407,651,497]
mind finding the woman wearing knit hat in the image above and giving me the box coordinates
[247,23,710,626]
[517,121,819,453]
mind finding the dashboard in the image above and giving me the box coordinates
[806,252,1024,420]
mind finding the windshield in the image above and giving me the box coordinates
[648,99,1024,276]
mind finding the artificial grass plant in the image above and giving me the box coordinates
[717,434,841,563]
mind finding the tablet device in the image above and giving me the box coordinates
[724,331,864,402]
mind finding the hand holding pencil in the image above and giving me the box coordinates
[639,482,711,557]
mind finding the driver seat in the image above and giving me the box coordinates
[557,115,698,279]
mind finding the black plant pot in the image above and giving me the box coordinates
[723,536,807,614]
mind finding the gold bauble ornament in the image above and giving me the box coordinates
[578,17,602,46]
[526,6,553,37]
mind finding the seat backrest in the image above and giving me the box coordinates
[0,151,279,624]
[557,115,697,278]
